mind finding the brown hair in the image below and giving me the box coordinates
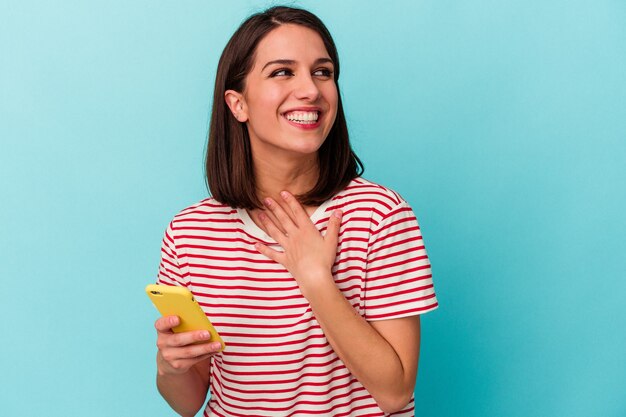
[205,6,364,209]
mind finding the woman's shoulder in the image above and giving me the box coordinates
[329,177,410,222]
[169,197,234,224]
[333,177,407,206]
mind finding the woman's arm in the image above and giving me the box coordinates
[255,192,421,414]
[154,315,220,417]
[305,277,421,413]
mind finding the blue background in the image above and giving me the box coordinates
[1,1,625,416]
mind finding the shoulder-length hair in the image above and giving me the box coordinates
[205,6,364,209]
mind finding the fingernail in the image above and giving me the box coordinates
[210,342,222,350]
[334,210,342,218]
[280,191,289,199]
[170,316,179,325]
[200,331,211,340]
[264,198,272,206]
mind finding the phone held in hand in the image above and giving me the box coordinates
[146,284,225,351]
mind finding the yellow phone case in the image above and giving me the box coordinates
[145,284,225,350]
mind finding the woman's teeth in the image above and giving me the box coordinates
[285,111,319,124]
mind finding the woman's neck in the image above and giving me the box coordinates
[247,153,320,234]
[253,153,319,202]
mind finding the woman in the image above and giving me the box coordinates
[154,6,438,417]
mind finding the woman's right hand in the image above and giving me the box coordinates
[155,315,222,376]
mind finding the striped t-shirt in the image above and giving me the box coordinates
[157,177,438,417]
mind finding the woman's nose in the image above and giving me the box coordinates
[293,73,321,101]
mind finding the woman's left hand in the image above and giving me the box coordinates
[254,191,342,296]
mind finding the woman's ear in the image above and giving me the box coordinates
[224,90,248,122]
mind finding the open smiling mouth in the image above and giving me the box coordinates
[283,111,320,125]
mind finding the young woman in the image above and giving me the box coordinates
[154,6,438,417]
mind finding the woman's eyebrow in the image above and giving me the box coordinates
[262,58,334,71]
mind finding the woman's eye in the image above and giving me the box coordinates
[271,69,293,77]
[314,68,333,77]
[270,68,333,78]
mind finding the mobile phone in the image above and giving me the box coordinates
[145,284,225,350]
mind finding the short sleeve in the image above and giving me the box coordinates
[363,201,438,321]
[156,221,188,287]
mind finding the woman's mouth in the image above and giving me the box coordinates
[282,110,322,130]
[283,110,320,125]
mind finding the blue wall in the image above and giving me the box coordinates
[1,1,624,416]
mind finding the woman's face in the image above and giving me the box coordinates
[227,24,338,161]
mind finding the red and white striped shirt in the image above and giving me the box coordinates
[157,177,438,416]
